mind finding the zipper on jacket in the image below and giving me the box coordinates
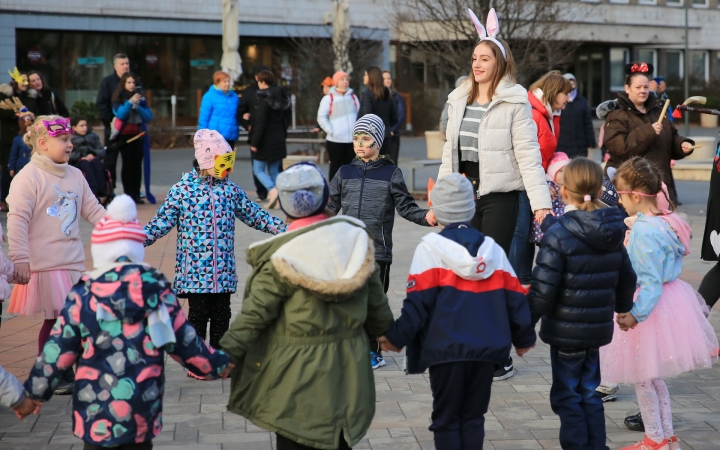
[208,176,219,292]
[357,162,368,217]
[381,225,388,257]
[471,99,503,195]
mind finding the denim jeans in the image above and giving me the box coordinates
[549,347,609,450]
[509,190,534,284]
[252,159,282,190]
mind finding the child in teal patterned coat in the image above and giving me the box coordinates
[24,195,232,448]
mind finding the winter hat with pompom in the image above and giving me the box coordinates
[91,194,146,268]
[546,152,570,183]
[276,162,329,219]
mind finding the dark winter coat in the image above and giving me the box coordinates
[328,156,429,263]
[96,72,125,124]
[602,92,693,202]
[528,207,637,349]
[33,89,69,117]
[384,224,536,374]
[8,136,31,173]
[558,93,596,158]
[389,91,406,135]
[238,81,259,144]
[0,84,37,166]
[24,262,231,447]
[70,132,106,165]
[358,87,398,139]
[249,85,291,162]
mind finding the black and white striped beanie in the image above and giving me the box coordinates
[353,114,385,148]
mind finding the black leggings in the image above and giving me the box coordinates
[84,442,152,450]
[699,262,720,308]
[327,141,355,182]
[277,433,350,450]
[186,293,232,350]
[470,191,521,256]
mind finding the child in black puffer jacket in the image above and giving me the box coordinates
[528,157,636,450]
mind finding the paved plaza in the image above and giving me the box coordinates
[0,143,719,449]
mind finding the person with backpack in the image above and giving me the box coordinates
[317,70,359,181]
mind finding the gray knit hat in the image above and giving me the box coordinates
[353,114,385,148]
[276,162,329,219]
[430,173,476,225]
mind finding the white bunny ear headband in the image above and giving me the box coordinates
[468,8,506,60]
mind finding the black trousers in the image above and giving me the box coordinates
[429,361,495,450]
[118,136,144,199]
[700,262,720,308]
[77,158,108,197]
[277,433,351,450]
[327,141,355,182]
[470,191,520,256]
[187,293,232,350]
[388,135,400,165]
[84,442,152,450]
[379,137,391,157]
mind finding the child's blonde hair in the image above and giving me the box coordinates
[562,157,605,212]
[23,114,63,153]
[613,156,674,212]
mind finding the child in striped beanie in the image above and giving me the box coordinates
[23,194,232,447]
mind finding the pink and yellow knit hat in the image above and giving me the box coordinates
[91,195,146,268]
[194,129,233,170]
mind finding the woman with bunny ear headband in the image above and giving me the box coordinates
[602,62,693,205]
[437,7,551,384]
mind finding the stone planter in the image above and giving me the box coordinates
[700,113,718,128]
[283,154,319,170]
[425,131,445,159]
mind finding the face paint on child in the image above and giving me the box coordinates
[353,132,379,162]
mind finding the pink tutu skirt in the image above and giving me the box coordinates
[7,270,81,320]
[600,279,718,385]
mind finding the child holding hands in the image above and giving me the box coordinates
[378,173,535,449]
[528,157,637,450]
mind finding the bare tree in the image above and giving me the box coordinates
[390,0,581,85]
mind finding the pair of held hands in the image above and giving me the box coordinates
[375,336,536,358]
[616,312,638,332]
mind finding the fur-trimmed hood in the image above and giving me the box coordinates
[249,216,375,297]
[0,83,37,99]
[0,83,12,97]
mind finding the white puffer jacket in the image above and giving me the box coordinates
[438,78,552,212]
[317,87,359,144]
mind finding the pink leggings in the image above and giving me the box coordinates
[635,378,674,443]
[38,319,56,355]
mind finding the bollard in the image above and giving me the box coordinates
[171,95,177,129]
[291,94,297,130]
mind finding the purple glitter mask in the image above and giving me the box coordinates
[39,117,72,137]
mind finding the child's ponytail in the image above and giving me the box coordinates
[562,157,605,212]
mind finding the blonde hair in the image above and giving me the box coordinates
[562,157,605,212]
[529,70,573,106]
[613,156,673,212]
[23,115,63,153]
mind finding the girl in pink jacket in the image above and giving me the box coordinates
[6,115,105,394]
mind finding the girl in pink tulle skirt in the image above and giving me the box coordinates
[601,157,718,450]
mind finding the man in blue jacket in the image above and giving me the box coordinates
[379,173,536,450]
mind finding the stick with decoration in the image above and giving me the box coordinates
[656,99,671,124]
[672,96,711,119]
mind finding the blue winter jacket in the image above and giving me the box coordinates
[384,224,536,374]
[390,91,406,135]
[24,262,230,447]
[198,86,240,141]
[144,170,286,294]
[8,135,31,172]
[112,99,153,123]
[528,207,636,349]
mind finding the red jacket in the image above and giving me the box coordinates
[528,92,561,171]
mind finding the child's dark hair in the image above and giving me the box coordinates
[562,157,605,212]
[192,158,199,170]
[71,115,87,126]
[613,157,674,212]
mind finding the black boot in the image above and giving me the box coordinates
[624,412,644,432]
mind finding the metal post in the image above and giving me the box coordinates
[684,0,690,136]
[171,95,177,129]
[291,94,297,131]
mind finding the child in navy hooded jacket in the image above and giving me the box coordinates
[379,173,536,449]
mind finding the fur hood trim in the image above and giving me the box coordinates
[270,218,376,297]
[0,83,12,97]
[596,99,620,120]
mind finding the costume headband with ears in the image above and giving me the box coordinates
[624,62,654,76]
[7,67,28,86]
[468,8,506,60]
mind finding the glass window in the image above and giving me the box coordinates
[610,48,630,91]
[666,51,683,81]
[638,0,657,4]
[667,0,683,5]
[691,50,709,83]
[693,0,708,7]
[637,49,657,71]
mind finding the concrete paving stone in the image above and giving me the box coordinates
[199,431,272,443]
[411,427,433,441]
[368,436,422,450]
[200,403,229,413]
[201,393,230,404]
[31,421,59,434]
[364,428,391,439]
[418,441,436,450]
[497,420,561,430]
[490,439,544,449]
[680,440,720,450]
[221,443,274,450]
[38,445,74,450]
[246,420,268,433]
[485,429,535,441]
[388,427,415,437]
[153,444,221,450]
[173,428,198,442]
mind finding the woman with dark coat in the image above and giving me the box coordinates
[249,70,291,208]
[602,63,693,204]
[557,73,596,158]
[359,66,397,158]
[27,71,69,117]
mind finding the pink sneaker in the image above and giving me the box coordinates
[620,436,669,450]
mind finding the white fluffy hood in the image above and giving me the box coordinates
[420,232,511,281]
[267,216,376,297]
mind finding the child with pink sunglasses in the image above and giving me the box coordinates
[6,115,106,396]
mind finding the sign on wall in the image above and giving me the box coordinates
[77,57,105,67]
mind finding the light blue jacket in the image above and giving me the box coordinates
[628,214,684,322]
[0,365,24,409]
[198,86,240,141]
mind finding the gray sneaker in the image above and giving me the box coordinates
[54,380,74,395]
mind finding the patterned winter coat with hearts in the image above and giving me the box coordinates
[143,170,286,294]
[24,262,231,447]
